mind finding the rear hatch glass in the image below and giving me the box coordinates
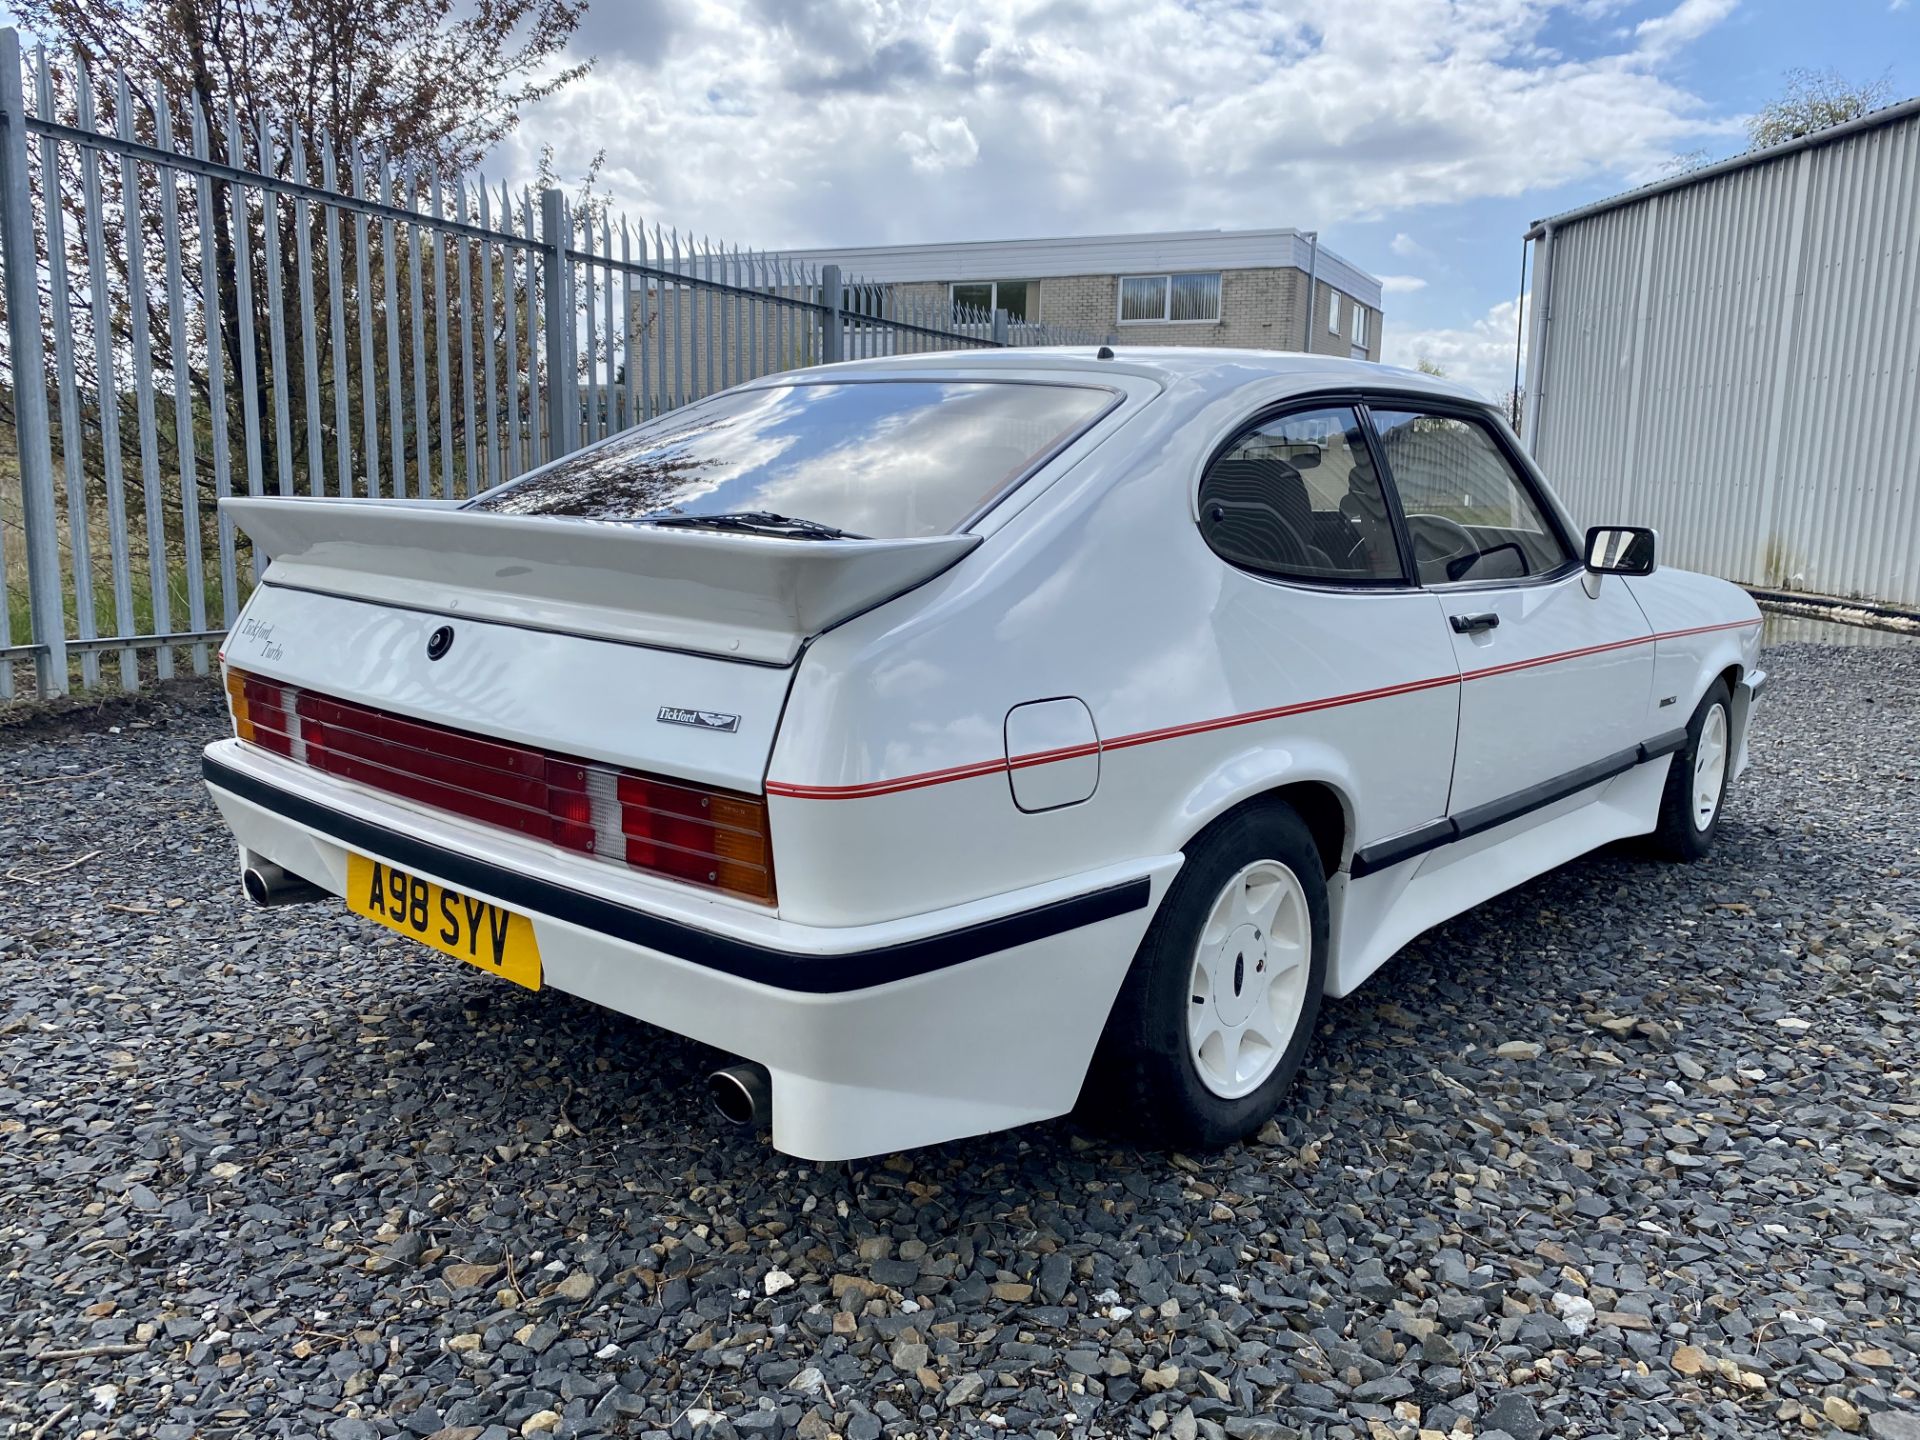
[467,378,1117,538]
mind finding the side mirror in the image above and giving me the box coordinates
[1585,525,1657,576]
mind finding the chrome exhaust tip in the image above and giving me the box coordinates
[241,858,328,907]
[708,1063,772,1128]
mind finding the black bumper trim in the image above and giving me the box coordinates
[1348,818,1457,877]
[203,755,1152,995]
[1350,726,1690,880]
[1639,727,1689,762]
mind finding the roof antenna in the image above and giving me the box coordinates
[1095,345,1114,360]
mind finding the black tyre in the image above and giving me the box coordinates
[1649,679,1733,862]
[1082,801,1328,1148]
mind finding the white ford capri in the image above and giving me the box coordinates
[204,348,1765,1160]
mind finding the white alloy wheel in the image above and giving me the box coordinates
[1186,859,1313,1100]
[1692,702,1729,830]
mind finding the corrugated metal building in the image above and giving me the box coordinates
[1522,98,1920,610]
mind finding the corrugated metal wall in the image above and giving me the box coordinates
[1528,106,1920,609]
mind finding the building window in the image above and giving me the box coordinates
[1353,305,1369,349]
[950,280,1033,322]
[1117,272,1222,324]
[1328,291,1342,335]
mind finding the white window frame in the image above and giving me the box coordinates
[1116,272,1223,325]
[948,280,1035,322]
[1353,304,1369,349]
[1328,291,1343,335]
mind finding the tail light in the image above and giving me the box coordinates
[222,667,776,904]
[618,774,776,904]
[225,670,295,757]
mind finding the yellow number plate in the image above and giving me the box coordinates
[346,854,542,990]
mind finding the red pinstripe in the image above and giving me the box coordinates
[762,617,1761,801]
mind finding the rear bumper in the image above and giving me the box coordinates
[201,740,1176,1159]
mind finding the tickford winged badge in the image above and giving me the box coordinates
[657,706,741,734]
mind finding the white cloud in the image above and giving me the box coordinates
[1389,232,1431,260]
[491,0,1741,252]
[1384,297,1529,401]
[1379,274,1429,293]
[901,116,980,173]
[1634,0,1740,56]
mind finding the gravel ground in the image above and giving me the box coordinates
[2,641,1916,1440]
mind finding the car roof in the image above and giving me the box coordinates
[792,345,1493,409]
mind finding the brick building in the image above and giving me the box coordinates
[768,227,1384,358]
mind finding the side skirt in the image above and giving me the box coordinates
[1330,752,1676,997]
[1349,728,1687,879]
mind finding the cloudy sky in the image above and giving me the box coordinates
[498,0,1914,396]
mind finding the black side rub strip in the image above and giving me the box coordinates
[1350,727,1694,880]
[203,756,1151,995]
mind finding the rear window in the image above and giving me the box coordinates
[467,379,1116,538]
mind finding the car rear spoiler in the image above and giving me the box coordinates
[224,497,979,666]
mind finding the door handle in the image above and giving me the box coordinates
[1450,612,1500,634]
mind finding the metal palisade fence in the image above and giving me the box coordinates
[0,30,1095,702]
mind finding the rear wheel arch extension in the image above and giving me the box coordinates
[1715,661,1749,747]
[1183,780,1351,879]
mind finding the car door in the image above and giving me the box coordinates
[1195,400,1461,844]
[1366,402,1654,817]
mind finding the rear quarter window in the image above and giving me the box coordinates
[468,379,1116,538]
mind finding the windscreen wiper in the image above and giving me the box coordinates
[638,510,862,540]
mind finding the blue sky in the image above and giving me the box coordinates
[1334,0,1919,391]
[499,1,1903,394]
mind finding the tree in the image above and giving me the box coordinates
[11,0,590,176]
[1659,70,1891,200]
[20,0,590,426]
[1746,68,1891,150]
[20,0,590,399]
[13,0,591,428]
[1,0,594,681]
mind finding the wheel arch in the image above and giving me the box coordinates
[1688,658,1748,747]
[1170,749,1358,878]
[1265,780,1348,878]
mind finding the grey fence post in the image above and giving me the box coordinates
[820,263,844,364]
[1301,230,1320,353]
[540,188,579,457]
[991,308,1009,346]
[0,28,68,696]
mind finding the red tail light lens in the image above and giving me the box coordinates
[225,670,294,757]
[223,667,775,903]
[617,774,776,904]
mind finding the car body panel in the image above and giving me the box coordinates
[1441,570,1655,811]
[761,386,1468,923]
[222,584,795,794]
[203,346,1767,1158]
[1626,566,1766,754]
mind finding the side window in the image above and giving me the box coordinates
[1370,409,1573,585]
[1198,406,1406,584]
